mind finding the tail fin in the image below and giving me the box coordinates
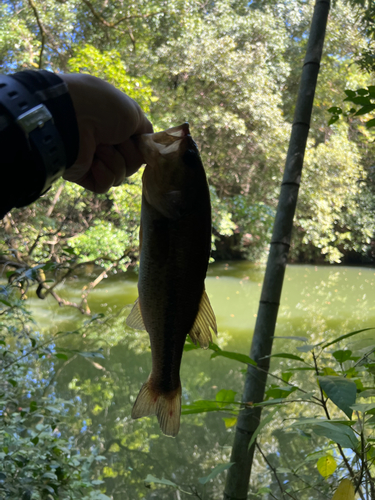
[131,379,182,437]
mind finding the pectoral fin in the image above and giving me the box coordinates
[126,298,146,330]
[189,290,217,349]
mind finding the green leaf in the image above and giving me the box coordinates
[210,345,256,366]
[322,328,375,349]
[327,106,342,114]
[223,417,237,428]
[181,399,234,415]
[318,376,357,418]
[344,90,357,99]
[332,350,352,363]
[273,336,308,342]
[354,104,375,116]
[77,351,105,359]
[350,403,375,413]
[144,474,178,488]
[198,462,234,485]
[366,118,375,128]
[312,422,359,449]
[317,455,337,478]
[54,353,68,360]
[350,96,372,106]
[328,115,340,125]
[249,407,278,449]
[216,389,237,405]
[29,401,37,413]
[267,353,306,362]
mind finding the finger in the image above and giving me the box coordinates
[77,157,116,193]
[95,144,127,186]
[116,137,147,177]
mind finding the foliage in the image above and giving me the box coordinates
[162,327,375,499]
[67,44,155,113]
[2,0,375,269]
[0,283,110,500]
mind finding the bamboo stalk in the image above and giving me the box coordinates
[223,2,331,498]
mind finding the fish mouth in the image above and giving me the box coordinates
[135,123,191,167]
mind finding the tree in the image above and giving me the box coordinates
[224,1,331,498]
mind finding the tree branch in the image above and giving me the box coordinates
[27,0,46,68]
[81,0,164,28]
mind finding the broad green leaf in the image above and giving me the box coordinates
[144,474,178,488]
[322,328,375,349]
[344,90,357,99]
[350,403,375,413]
[312,422,359,449]
[327,107,342,114]
[350,96,372,106]
[317,455,337,478]
[318,376,357,418]
[216,389,237,405]
[198,462,234,485]
[328,116,340,125]
[354,104,375,116]
[366,118,375,128]
[248,407,278,450]
[332,350,352,363]
[331,478,355,500]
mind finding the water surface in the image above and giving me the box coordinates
[27,263,375,499]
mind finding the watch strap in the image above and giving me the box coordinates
[0,74,67,206]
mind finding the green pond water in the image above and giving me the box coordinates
[27,262,375,499]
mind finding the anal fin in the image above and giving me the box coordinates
[188,289,217,349]
[126,298,146,330]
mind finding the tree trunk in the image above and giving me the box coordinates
[223,1,331,498]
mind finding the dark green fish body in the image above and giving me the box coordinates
[127,123,216,436]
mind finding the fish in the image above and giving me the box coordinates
[126,123,217,437]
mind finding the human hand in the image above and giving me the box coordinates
[59,73,153,193]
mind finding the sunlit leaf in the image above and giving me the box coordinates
[317,455,337,478]
[331,479,355,500]
[223,417,237,428]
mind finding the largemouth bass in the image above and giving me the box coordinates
[127,123,217,437]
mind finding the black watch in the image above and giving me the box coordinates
[0,74,67,206]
